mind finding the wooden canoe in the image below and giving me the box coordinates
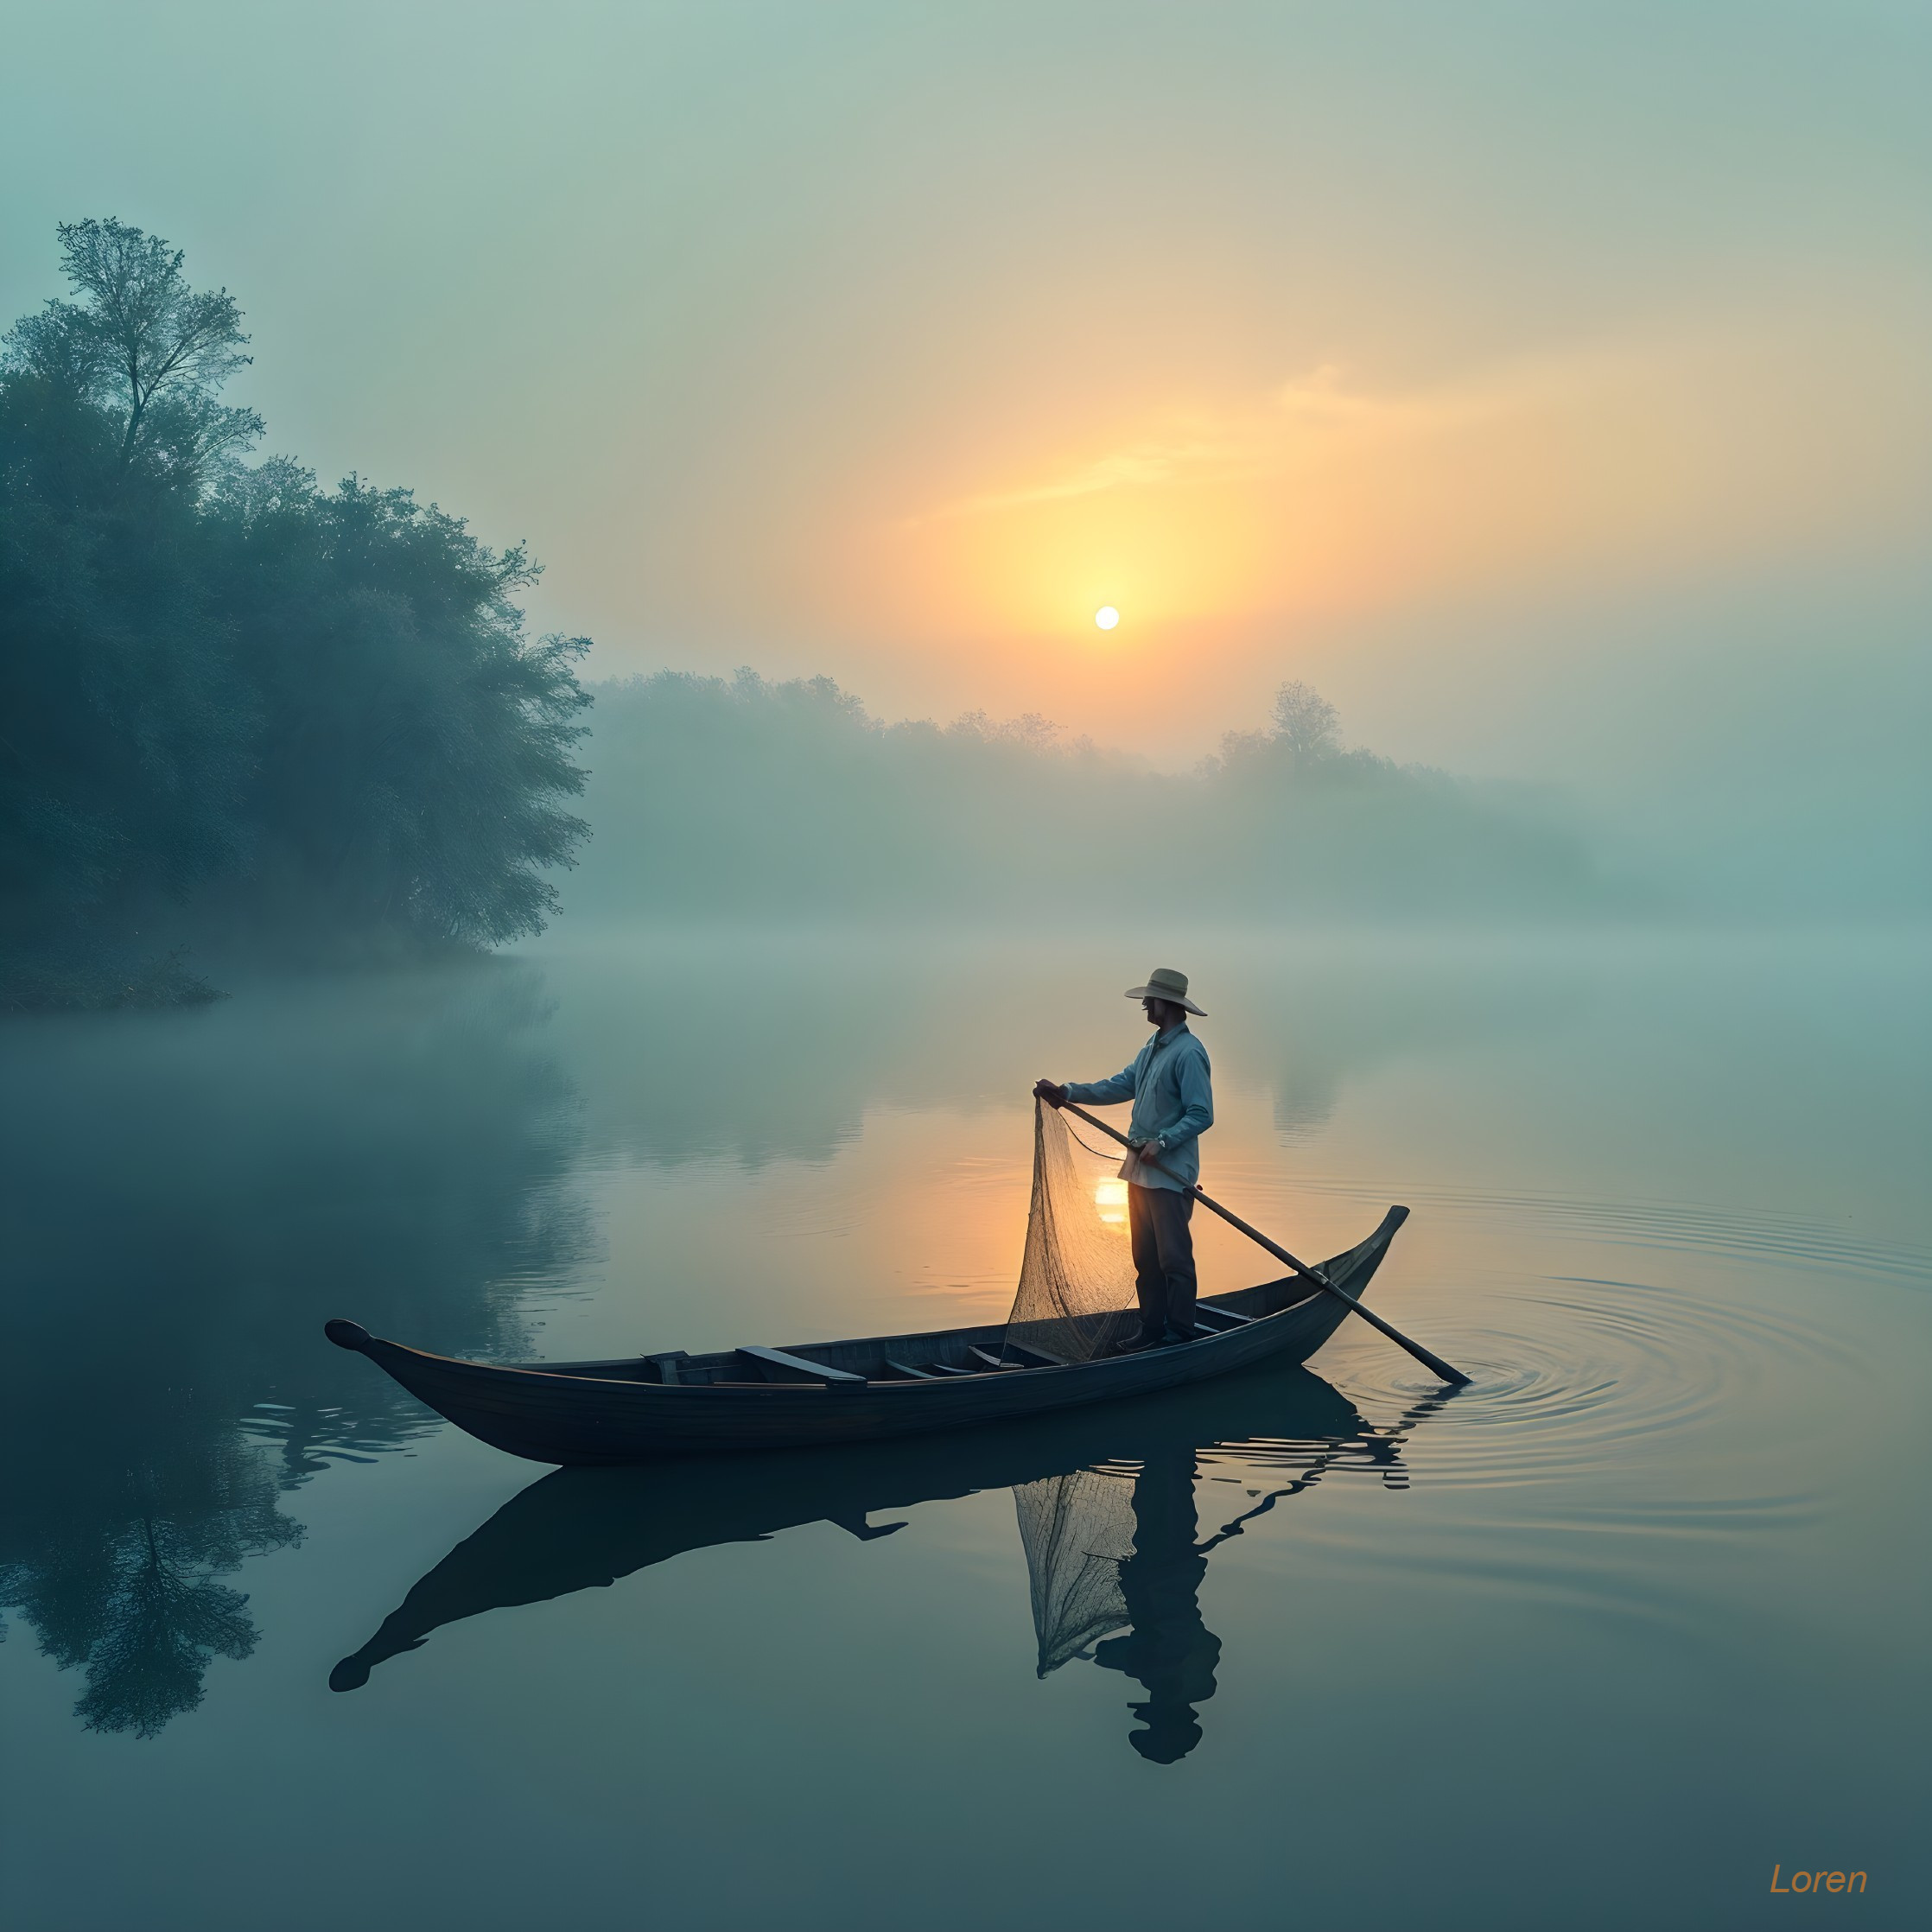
[324,1204,1408,1465]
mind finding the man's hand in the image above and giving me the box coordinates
[1033,1078,1068,1109]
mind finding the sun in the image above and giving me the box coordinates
[1094,605,1120,631]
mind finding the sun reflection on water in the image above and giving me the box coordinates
[1095,1178,1128,1226]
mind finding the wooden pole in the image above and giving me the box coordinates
[1058,1099,1471,1388]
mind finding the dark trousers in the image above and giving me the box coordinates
[1128,1183,1197,1338]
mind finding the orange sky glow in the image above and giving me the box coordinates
[7,3,1925,774]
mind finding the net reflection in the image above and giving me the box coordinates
[332,1361,1448,1760]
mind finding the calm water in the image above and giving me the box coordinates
[2,930,1926,1930]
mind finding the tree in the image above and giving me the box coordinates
[1269,680,1341,760]
[2,218,260,475]
[207,468,592,947]
[1,217,594,1003]
[0,315,255,969]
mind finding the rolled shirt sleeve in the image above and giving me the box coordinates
[1064,1064,1138,1106]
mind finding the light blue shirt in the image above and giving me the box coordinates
[1064,1024,1214,1193]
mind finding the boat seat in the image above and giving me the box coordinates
[1195,1304,1257,1328]
[1001,1340,1070,1368]
[926,1363,976,1376]
[736,1346,866,1384]
[967,1345,1023,1370]
[885,1360,941,1380]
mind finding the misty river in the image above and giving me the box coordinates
[2,928,1925,1930]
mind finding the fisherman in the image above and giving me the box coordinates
[1033,967,1214,1352]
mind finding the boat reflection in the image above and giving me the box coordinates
[333,1360,1446,1760]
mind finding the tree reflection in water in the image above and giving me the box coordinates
[332,1362,1449,1761]
[0,964,585,1735]
[1,1446,299,1737]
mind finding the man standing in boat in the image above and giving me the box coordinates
[1034,968,1214,1352]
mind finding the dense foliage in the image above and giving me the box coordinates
[0,220,591,1005]
[569,670,1610,921]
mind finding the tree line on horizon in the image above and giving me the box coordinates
[568,667,1611,921]
[0,219,592,1008]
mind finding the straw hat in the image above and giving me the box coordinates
[1125,967,1205,1016]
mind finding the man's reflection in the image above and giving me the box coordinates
[1091,1450,1220,1763]
[1018,1401,1441,1763]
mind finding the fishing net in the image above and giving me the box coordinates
[1001,1098,1141,1363]
[1012,1465,1140,1675]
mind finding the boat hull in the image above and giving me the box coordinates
[328,1206,1408,1465]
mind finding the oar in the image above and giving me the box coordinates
[1058,1099,1471,1387]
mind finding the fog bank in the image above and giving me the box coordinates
[565,670,1615,924]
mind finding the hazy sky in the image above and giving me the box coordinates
[3,1,1928,860]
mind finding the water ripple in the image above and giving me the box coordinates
[1320,1268,1857,1499]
